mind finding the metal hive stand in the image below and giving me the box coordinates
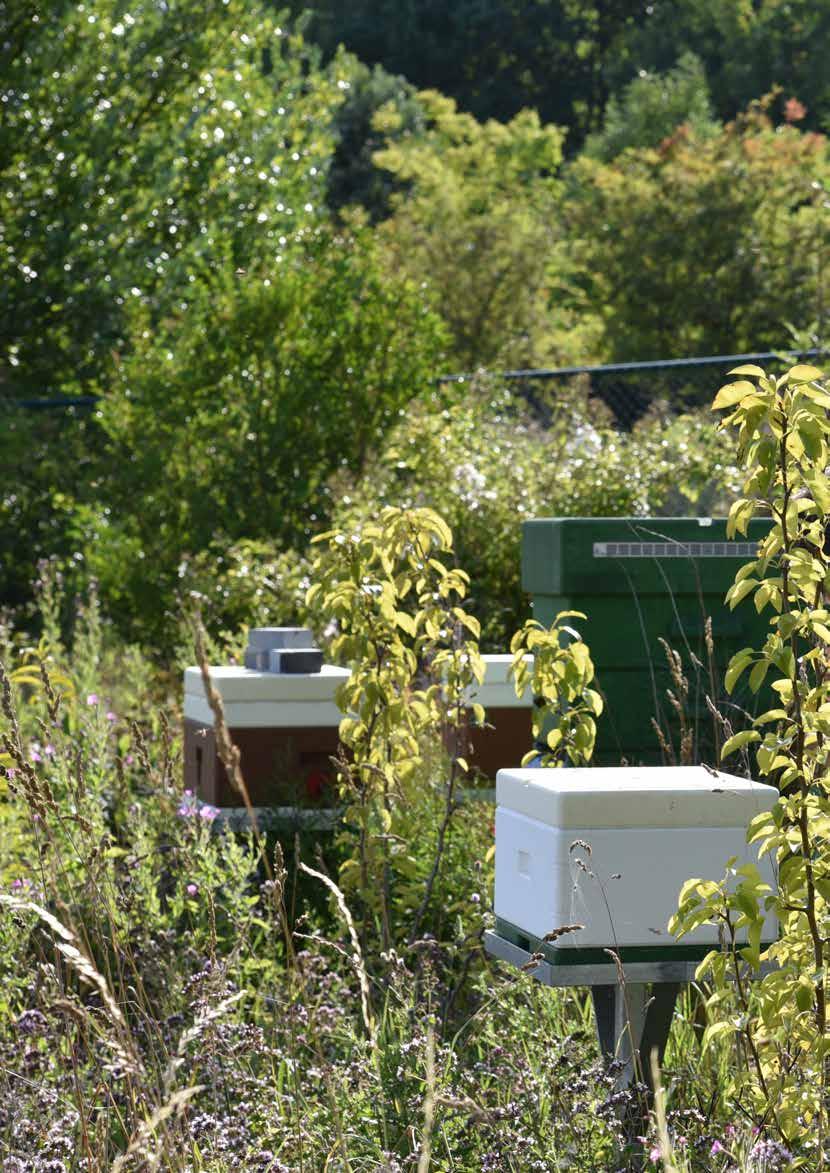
[484,928,702,1089]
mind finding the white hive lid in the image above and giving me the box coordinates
[496,765,778,829]
[466,654,531,707]
[183,663,351,703]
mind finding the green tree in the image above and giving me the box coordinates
[614,0,830,134]
[291,0,649,149]
[373,92,590,370]
[584,52,717,161]
[0,1,341,397]
[94,229,446,642]
[568,99,830,361]
[326,60,427,221]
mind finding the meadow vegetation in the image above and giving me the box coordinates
[0,363,827,1169]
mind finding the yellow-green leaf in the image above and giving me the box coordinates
[721,730,761,759]
[712,380,755,410]
[788,364,825,384]
[727,364,767,378]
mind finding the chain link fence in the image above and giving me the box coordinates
[4,348,826,428]
[440,348,826,428]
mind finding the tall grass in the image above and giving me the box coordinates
[0,580,789,1171]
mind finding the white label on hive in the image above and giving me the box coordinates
[593,541,757,559]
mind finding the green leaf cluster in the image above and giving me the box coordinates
[509,614,601,767]
[671,361,830,1149]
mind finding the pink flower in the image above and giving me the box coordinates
[106,711,116,723]
[43,745,55,758]
[186,883,198,896]
[725,1126,737,1139]
[29,746,42,763]
[125,754,134,766]
[711,1140,726,1155]
[649,1147,661,1164]
[183,789,193,798]
[199,804,219,821]
[86,693,99,706]
[11,878,24,891]
[5,768,15,780]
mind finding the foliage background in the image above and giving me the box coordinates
[1,0,827,649]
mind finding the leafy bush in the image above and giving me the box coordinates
[372,92,579,370]
[327,379,741,648]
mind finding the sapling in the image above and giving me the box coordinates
[671,361,830,1158]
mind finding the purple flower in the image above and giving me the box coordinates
[43,744,55,757]
[106,711,117,723]
[184,788,193,798]
[125,754,135,766]
[5,767,16,780]
[29,746,42,763]
[199,804,219,821]
[649,1147,661,1164]
[186,883,198,896]
[11,878,24,891]
[711,1140,726,1155]
[16,1008,47,1035]
[86,693,99,706]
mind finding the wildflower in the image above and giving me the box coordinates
[16,1008,48,1035]
[711,1140,726,1155]
[106,711,117,722]
[5,767,15,780]
[186,883,198,896]
[649,1147,661,1164]
[29,745,42,763]
[43,744,55,757]
[11,878,24,891]
[184,788,193,798]
[125,754,135,766]
[86,693,99,705]
[199,804,219,821]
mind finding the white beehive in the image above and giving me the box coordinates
[494,765,778,960]
[183,663,351,729]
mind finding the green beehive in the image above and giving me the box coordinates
[522,517,773,764]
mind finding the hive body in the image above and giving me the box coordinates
[494,765,778,962]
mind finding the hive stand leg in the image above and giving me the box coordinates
[592,982,648,1087]
[639,982,681,1092]
[592,981,680,1092]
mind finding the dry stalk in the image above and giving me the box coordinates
[298,860,376,1050]
[417,1024,436,1173]
[0,894,141,1076]
[110,1084,205,1172]
[192,619,274,883]
[650,1050,682,1173]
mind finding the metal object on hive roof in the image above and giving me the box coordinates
[242,627,324,675]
